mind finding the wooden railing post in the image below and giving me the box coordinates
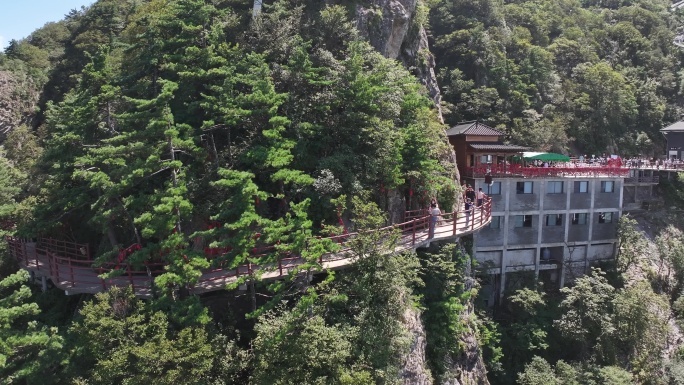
[47,251,53,280]
[279,259,283,277]
[488,199,492,222]
[453,211,457,236]
[69,258,75,287]
[54,254,60,284]
[471,209,475,231]
[412,218,416,246]
[127,264,134,289]
[33,242,39,270]
[22,241,28,268]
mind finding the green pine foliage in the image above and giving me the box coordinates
[430,0,681,154]
[3,0,684,383]
[63,287,216,385]
[0,271,64,385]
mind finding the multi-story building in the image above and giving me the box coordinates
[447,121,627,303]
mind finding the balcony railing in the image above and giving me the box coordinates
[624,176,660,184]
[465,164,629,179]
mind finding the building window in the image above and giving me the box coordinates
[483,182,501,195]
[480,155,492,164]
[572,213,588,225]
[598,212,614,223]
[545,214,563,226]
[547,181,563,194]
[574,181,589,193]
[514,215,533,228]
[516,181,533,194]
[601,181,614,193]
[489,216,502,229]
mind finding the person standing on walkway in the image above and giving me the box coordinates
[464,198,472,228]
[465,185,476,203]
[476,188,486,209]
[429,203,440,239]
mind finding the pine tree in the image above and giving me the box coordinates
[0,271,64,385]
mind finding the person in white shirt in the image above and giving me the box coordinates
[476,188,486,208]
[429,204,440,238]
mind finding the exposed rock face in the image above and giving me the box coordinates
[0,70,38,139]
[400,306,433,385]
[355,0,460,213]
[387,188,407,226]
[354,0,443,121]
[355,0,416,59]
[443,326,491,385]
[444,256,491,385]
[0,71,22,137]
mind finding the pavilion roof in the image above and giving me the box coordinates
[661,120,684,132]
[446,121,503,136]
[468,143,529,152]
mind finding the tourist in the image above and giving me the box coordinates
[429,203,440,239]
[476,187,486,209]
[464,198,472,228]
[465,185,476,203]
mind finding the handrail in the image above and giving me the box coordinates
[6,198,492,296]
[465,165,629,178]
[624,176,660,184]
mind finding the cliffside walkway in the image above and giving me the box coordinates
[6,199,491,298]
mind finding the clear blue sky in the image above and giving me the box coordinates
[0,1,94,49]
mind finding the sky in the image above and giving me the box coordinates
[0,0,94,49]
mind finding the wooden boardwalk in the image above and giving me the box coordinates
[7,200,491,298]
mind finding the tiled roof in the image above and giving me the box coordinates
[468,143,529,152]
[446,121,503,136]
[661,121,684,132]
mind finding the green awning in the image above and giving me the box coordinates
[516,152,570,162]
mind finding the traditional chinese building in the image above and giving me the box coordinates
[447,121,628,305]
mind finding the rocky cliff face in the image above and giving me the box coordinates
[354,0,442,121]
[354,0,461,217]
[0,70,38,139]
[400,306,434,385]
[399,306,490,385]
[443,322,491,385]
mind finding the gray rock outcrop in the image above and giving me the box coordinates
[400,306,434,385]
[354,0,443,121]
[0,70,38,139]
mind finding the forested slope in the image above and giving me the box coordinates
[1,0,684,384]
[430,0,684,154]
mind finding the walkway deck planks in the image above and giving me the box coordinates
[7,200,491,298]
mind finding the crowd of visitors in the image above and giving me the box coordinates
[426,184,489,239]
[425,152,684,239]
[624,157,684,169]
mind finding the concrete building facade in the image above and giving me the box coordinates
[469,177,623,302]
[445,121,629,303]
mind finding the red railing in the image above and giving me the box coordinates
[465,164,629,178]
[6,199,492,296]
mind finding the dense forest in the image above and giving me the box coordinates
[2,0,684,384]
